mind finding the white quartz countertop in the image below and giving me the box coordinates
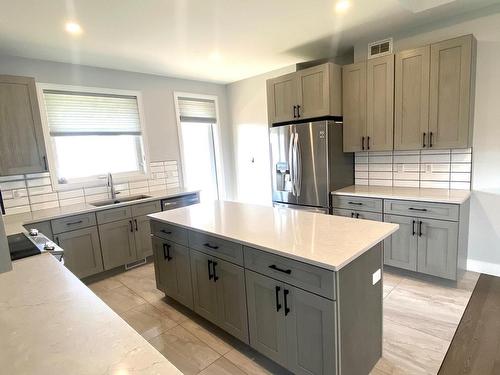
[332,185,471,204]
[3,188,199,236]
[149,201,398,271]
[0,253,181,375]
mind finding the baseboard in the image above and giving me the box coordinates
[467,259,500,277]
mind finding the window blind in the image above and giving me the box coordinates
[43,90,141,136]
[178,97,216,123]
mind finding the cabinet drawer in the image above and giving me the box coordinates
[96,206,132,224]
[384,200,459,221]
[132,200,161,217]
[52,212,97,234]
[244,246,335,300]
[332,208,383,221]
[332,195,383,213]
[151,220,188,246]
[188,231,243,266]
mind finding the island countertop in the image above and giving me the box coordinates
[0,253,182,375]
[149,200,398,271]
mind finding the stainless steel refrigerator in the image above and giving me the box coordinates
[270,120,353,213]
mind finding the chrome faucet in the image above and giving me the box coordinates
[106,172,119,200]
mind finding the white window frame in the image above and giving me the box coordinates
[36,83,150,190]
[173,92,225,200]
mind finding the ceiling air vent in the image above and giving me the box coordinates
[368,38,393,59]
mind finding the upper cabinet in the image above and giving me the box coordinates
[343,55,394,152]
[395,35,476,150]
[429,35,475,149]
[0,75,48,176]
[267,63,341,125]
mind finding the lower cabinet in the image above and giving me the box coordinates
[152,237,193,309]
[246,270,336,375]
[55,227,103,279]
[134,215,154,259]
[384,214,459,279]
[190,249,249,343]
[99,219,137,269]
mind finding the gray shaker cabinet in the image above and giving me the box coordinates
[383,214,418,271]
[246,270,288,367]
[190,249,219,324]
[134,215,154,259]
[55,227,103,279]
[99,219,137,270]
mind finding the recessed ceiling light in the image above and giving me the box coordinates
[65,21,82,35]
[209,51,222,62]
[335,0,351,13]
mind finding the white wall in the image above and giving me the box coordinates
[0,55,234,199]
[355,13,500,276]
[226,65,295,205]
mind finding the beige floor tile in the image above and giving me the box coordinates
[150,297,196,324]
[181,319,235,355]
[382,318,449,375]
[86,276,123,293]
[93,285,147,314]
[120,303,178,341]
[148,325,220,375]
[118,272,165,303]
[383,270,404,298]
[199,357,247,375]
[224,345,291,375]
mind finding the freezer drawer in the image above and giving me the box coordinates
[161,193,200,211]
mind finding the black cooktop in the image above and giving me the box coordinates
[8,233,41,260]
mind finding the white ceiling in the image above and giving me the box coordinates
[0,0,499,83]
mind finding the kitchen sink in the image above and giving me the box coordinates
[90,194,151,207]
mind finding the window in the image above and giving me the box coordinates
[39,86,148,185]
[175,94,224,201]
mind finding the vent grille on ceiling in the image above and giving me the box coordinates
[368,38,393,59]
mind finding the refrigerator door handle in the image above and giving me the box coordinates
[294,132,302,197]
[288,130,295,196]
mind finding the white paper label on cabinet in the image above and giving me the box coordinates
[372,269,381,285]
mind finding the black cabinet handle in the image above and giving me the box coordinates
[429,132,433,148]
[163,243,172,261]
[422,132,427,148]
[412,220,416,236]
[42,156,48,171]
[367,136,370,150]
[212,261,219,282]
[284,289,290,316]
[296,105,301,118]
[160,229,172,235]
[348,201,363,206]
[275,286,282,312]
[66,220,83,226]
[269,264,292,275]
[204,243,219,250]
[351,212,355,218]
[409,207,428,212]
[418,221,423,237]
[356,213,360,218]
[208,260,213,280]
[134,219,138,231]
[129,220,133,232]
[361,136,365,150]
[293,105,297,118]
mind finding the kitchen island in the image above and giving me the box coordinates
[149,201,398,375]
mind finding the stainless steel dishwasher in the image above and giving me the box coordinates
[161,192,200,211]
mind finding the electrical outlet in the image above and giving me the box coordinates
[372,269,381,285]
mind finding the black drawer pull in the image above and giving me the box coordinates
[356,213,360,218]
[212,261,219,282]
[208,260,213,280]
[418,221,423,237]
[422,132,427,148]
[284,289,290,316]
[134,219,138,231]
[204,243,219,250]
[348,201,363,206]
[293,105,297,118]
[361,136,365,150]
[66,220,83,226]
[429,132,433,148]
[351,212,355,218]
[269,264,292,275]
[409,207,428,212]
[275,286,282,312]
[160,229,172,235]
[412,220,416,236]
[163,243,172,261]
[367,136,370,150]
[129,220,134,233]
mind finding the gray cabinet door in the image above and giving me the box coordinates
[417,218,458,280]
[383,214,417,271]
[190,249,218,324]
[134,215,153,259]
[99,219,137,270]
[245,270,287,367]
[297,64,330,119]
[429,35,474,149]
[0,75,47,176]
[286,286,336,375]
[342,62,367,152]
[215,259,249,343]
[394,46,430,150]
[56,227,103,279]
[366,54,394,151]
[267,73,298,124]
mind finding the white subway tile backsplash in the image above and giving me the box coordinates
[130,187,149,195]
[149,178,167,186]
[451,153,472,163]
[28,185,53,196]
[420,149,451,155]
[0,180,26,190]
[0,175,24,182]
[369,171,392,180]
[5,205,31,215]
[149,184,166,192]
[31,201,59,211]
[420,181,450,189]
[84,186,108,196]
[355,164,368,172]
[164,164,178,172]
[166,182,181,189]
[355,156,368,164]
[393,150,420,156]
[368,155,393,164]
[451,181,471,190]
[1,190,14,199]
[27,177,51,187]
[369,179,393,187]
[393,180,420,188]
[85,193,109,203]
[354,178,369,186]
[420,171,450,181]
[355,171,368,179]
[4,197,30,208]
[150,166,164,173]
[25,172,50,179]
[394,155,420,164]
[369,163,393,172]
[57,189,84,200]
[451,173,471,182]
[29,193,58,204]
[420,154,451,163]
[393,171,420,180]
[150,161,164,167]
[451,148,472,154]
[59,197,86,207]
[451,163,472,173]
[129,180,148,189]
[153,172,166,179]
[164,160,178,166]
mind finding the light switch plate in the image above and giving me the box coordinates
[372,269,381,285]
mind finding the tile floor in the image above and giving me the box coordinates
[87,263,479,375]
